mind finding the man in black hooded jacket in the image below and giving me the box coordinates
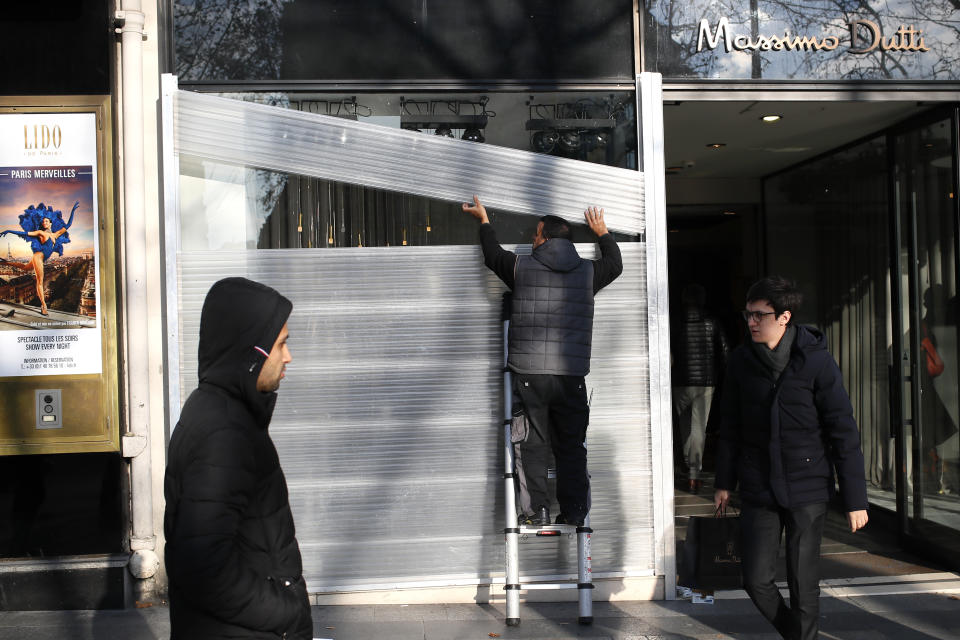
[164,277,312,640]
[463,195,623,527]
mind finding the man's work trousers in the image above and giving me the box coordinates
[513,374,590,522]
[740,502,827,640]
[672,385,715,480]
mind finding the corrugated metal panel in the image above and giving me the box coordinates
[173,90,644,236]
[167,88,657,593]
[176,244,653,590]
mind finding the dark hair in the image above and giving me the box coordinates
[746,276,802,323]
[539,215,572,241]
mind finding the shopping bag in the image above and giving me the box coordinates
[680,506,742,591]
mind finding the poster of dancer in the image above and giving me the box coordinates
[0,112,102,376]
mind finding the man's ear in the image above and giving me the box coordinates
[779,310,792,326]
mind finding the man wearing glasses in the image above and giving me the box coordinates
[714,276,868,640]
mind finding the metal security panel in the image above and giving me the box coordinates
[161,74,669,594]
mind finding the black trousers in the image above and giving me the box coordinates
[740,502,828,640]
[513,373,590,521]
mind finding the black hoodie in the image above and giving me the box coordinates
[164,278,311,640]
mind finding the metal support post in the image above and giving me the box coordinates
[577,515,594,625]
[502,294,521,626]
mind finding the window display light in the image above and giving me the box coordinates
[525,98,622,160]
[400,97,492,142]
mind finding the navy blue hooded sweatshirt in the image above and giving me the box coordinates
[714,324,868,512]
[164,277,311,640]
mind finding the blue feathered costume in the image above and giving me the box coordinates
[1,201,79,261]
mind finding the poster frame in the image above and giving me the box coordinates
[0,95,119,455]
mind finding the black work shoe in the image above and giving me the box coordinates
[555,513,585,526]
[519,506,552,527]
[535,505,550,527]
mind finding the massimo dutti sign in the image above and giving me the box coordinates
[698,17,931,55]
[643,0,959,80]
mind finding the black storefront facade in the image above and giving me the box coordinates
[643,1,960,569]
[161,0,960,598]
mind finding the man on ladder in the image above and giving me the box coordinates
[463,196,623,624]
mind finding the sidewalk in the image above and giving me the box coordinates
[1,573,957,640]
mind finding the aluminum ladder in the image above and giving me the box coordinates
[500,293,593,626]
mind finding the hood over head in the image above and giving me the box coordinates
[197,277,293,424]
[532,238,583,273]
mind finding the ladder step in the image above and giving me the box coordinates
[517,524,577,535]
[516,582,579,590]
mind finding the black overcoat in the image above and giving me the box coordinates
[714,325,868,511]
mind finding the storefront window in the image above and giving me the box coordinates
[644,0,960,81]
[764,134,892,494]
[0,453,123,557]
[179,90,638,250]
[893,115,960,531]
[171,0,634,83]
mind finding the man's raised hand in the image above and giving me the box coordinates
[585,206,608,236]
[462,195,489,224]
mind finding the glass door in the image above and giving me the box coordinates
[892,108,960,559]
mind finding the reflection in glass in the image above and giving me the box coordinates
[177,89,638,251]
[764,135,891,492]
[895,118,959,513]
[644,0,960,81]
[179,157,637,251]
[173,0,634,83]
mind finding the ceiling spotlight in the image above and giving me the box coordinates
[462,128,485,143]
[580,130,609,152]
[559,130,582,153]
[761,115,782,122]
[706,143,726,149]
[667,165,683,171]
[435,127,454,138]
[532,130,559,154]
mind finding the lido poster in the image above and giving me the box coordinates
[0,111,102,377]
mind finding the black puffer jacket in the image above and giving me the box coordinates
[671,308,728,386]
[714,325,868,511]
[478,223,623,376]
[509,240,595,376]
[164,278,312,640]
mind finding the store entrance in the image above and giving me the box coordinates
[664,98,960,578]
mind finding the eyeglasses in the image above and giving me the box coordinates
[742,310,777,323]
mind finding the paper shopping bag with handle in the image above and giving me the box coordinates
[681,506,742,591]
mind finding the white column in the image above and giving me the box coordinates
[639,72,677,600]
[117,0,160,593]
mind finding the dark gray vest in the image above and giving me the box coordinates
[508,244,595,376]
